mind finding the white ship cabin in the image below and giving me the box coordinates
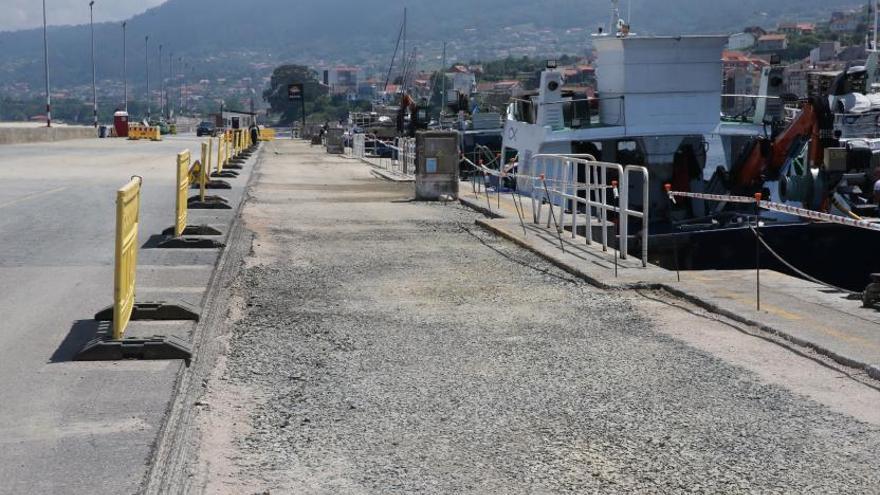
[502,35,753,219]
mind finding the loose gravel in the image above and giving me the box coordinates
[200,143,880,493]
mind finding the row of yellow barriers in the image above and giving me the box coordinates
[79,128,261,360]
[259,128,276,141]
[128,124,161,141]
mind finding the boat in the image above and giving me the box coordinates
[497,4,880,292]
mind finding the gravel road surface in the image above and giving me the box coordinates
[187,140,880,494]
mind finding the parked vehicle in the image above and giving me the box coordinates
[196,121,216,137]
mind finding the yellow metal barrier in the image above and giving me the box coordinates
[216,134,225,174]
[200,140,211,202]
[174,150,191,237]
[259,128,276,141]
[128,124,161,141]
[112,177,142,340]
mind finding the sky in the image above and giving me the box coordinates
[1,0,167,32]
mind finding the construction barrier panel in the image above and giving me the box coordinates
[128,124,161,141]
[175,150,191,237]
[112,177,142,340]
[259,128,276,141]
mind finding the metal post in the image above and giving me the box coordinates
[755,194,762,311]
[90,1,98,128]
[542,175,565,253]
[178,58,184,115]
[158,44,163,119]
[301,89,306,135]
[168,52,173,118]
[441,41,447,120]
[42,0,51,128]
[122,22,127,114]
[145,36,150,119]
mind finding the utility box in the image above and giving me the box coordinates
[415,131,459,200]
[326,128,344,154]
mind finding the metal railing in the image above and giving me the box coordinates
[464,153,650,267]
[353,134,415,178]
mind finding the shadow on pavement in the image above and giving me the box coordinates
[49,319,110,363]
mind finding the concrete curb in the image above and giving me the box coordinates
[141,143,264,493]
[464,198,880,382]
[369,167,414,183]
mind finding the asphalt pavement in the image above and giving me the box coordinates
[0,135,254,494]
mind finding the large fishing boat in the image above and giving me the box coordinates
[498,5,880,291]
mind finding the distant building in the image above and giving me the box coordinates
[754,34,788,52]
[778,22,816,35]
[810,41,842,64]
[828,13,859,33]
[323,67,362,98]
[728,32,756,51]
[444,71,477,103]
[560,64,596,87]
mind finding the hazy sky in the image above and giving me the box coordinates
[1,0,167,32]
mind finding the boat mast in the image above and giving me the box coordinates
[610,0,620,35]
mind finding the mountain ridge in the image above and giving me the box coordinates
[0,0,864,89]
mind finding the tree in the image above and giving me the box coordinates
[263,65,328,125]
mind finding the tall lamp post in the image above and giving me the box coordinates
[158,44,163,119]
[122,21,127,114]
[145,35,150,119]
[89,1,97,128]
[168,52,173,118]
[42,0,51,128]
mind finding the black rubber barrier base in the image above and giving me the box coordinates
[156,236,225,249]
[229,158,247,165]
[224,163,244,170]
[75,335,192,361]
[211,171,239,178]
[161,225,223,236]
[187,195,232,210]
[189,179,231,190]
[95,301,200,322]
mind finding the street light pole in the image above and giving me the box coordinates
[168,52,173,118]
[145,35,150,119]
[158,44,163,119]
[178,57,183,116]
[89,1,98,128]
[122,22,127,114]
[42,0,51,128]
